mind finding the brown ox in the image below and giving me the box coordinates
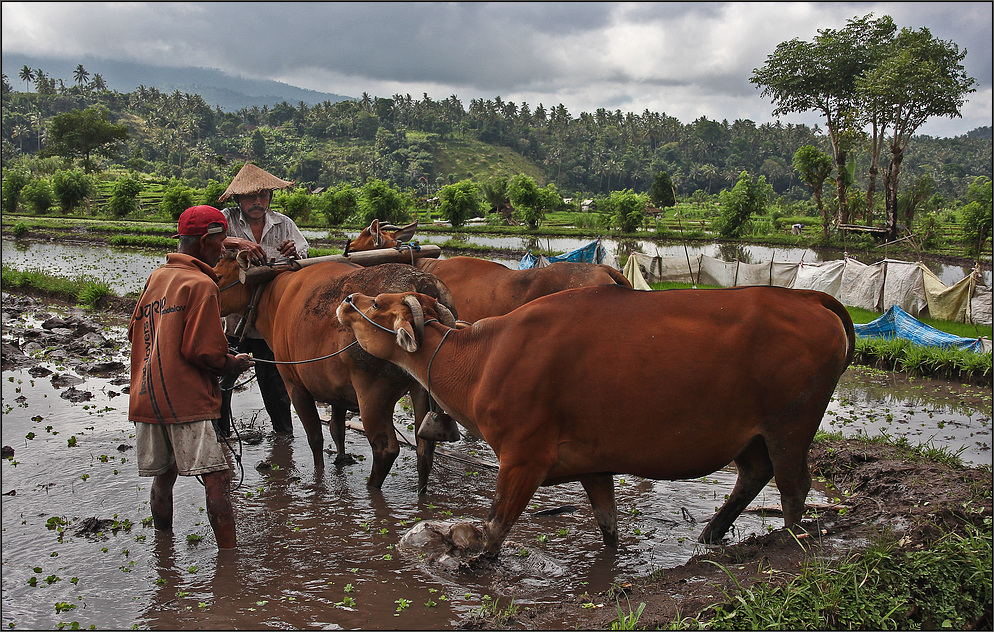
[337,285,854,559]
[413,257,631,323]
[344,219,418,255]
[214,251,457,488]
[346,223,633,492]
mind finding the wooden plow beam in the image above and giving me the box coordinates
[239,244,441,285]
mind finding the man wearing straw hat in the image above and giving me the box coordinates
[216,163,309,437]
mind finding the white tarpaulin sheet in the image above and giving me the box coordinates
[840,258,885,311]
[791,260,846,298]
[697,256,738,287]
[970,285,993,327]
[629,253,699,284]
[883,259,927,318]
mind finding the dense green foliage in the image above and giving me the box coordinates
[715,171,773,237]
[2,63,989,207]
[651,170,676,209]
[19,178,53,214]
[107,174,142,218]
[438,179,483,228]
[159,180,195,220]
[43,106,129,173]
[1,27,990,257]
[51,169,92,213]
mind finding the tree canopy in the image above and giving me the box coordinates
[44,106,128,173]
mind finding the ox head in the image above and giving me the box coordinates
[337,291,456,355]
[213,249,255,316]
[344,219,418,255]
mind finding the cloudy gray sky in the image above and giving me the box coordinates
[3,2,991,136]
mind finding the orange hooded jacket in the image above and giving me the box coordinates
[128,253,242,424]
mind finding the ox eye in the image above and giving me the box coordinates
[371,300,378,309]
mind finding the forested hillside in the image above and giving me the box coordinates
[2,69,991,207]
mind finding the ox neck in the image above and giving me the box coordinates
[407,323,482,426]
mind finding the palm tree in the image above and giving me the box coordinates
[12,124,28,151]
[73,64,90,88]
[89,73,107,92]
[18,65,34,91]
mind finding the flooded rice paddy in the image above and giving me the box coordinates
[2,236,991,629]
[4,233,990,294]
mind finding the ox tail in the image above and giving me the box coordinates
[821,294,856,368]
[602,265,634,289]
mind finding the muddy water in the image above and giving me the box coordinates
[3,299,990,630]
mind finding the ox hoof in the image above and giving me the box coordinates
[417,412,461,442]
[457,552,499,573]
[332,452,357,466]
[399,520,485,570]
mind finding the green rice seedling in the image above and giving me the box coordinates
[611,598,646,630]
[107,235,174,249]
[77,279,112,307]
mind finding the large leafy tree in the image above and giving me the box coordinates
[751,14,896,225]
[858,26,976,239]
[45,107,128,173]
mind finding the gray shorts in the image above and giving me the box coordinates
[135,420,230,477]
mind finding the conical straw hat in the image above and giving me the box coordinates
[219,163,295,202]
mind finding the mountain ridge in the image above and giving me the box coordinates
[2,53,354,111]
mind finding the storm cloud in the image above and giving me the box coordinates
[3,2,990,136]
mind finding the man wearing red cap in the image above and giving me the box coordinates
[128,205,253,549]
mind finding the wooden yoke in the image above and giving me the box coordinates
[239,245,441,285]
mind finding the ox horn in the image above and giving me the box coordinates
[435,302,457,328]
[403,294,425,345]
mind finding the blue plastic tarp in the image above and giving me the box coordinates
[853,305,988,354]
[519,239,606,270]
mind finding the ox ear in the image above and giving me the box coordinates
[393,219,418,243]
[368,219,381,247]
[395,323,420,353]
[235,250,252,270]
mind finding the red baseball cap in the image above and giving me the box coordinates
[173,205,228,237]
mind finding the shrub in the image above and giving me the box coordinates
[107,174,143,218]
[606,189,646,233]
[2,169,31,214]
[716,171,773,237]
[21,179,55,214]
[438,180,483,228]
[52,169,93,214]
[160,181,196,220]
[200,180,228,210]
[359,178,410,225]
[276,187,313,223]
[507,174,544,229]
[961,176,992,256]
[320,184,359,226]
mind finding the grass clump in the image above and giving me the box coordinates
[2,265,114,308]
[681,520,992,630]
